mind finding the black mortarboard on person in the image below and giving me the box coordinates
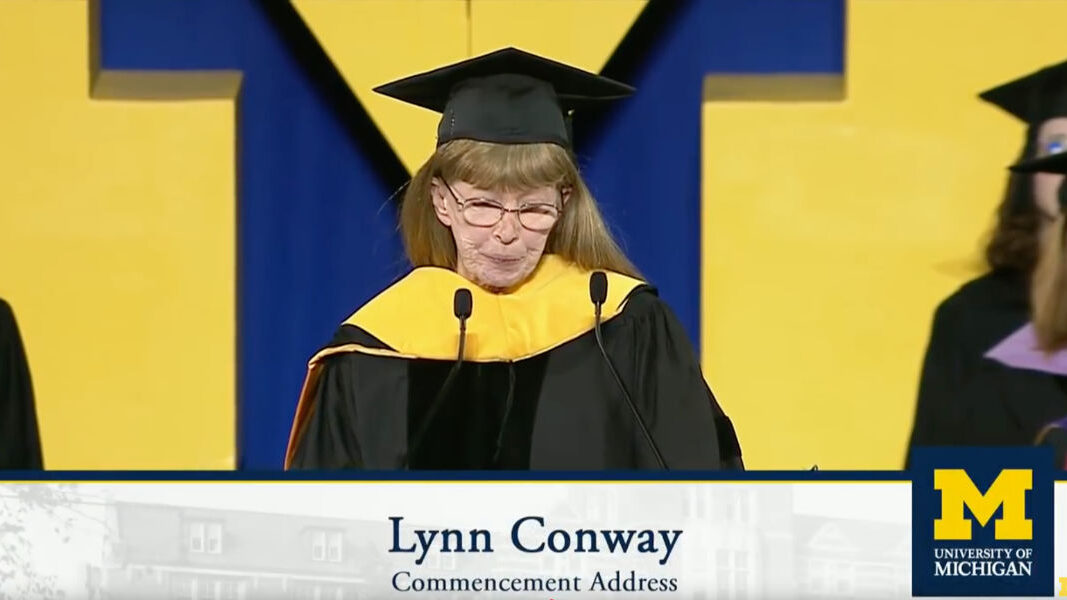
[1013,144,1067,175]
[372,46,633,149]
[981,59,1067,211]
[982,59,1067,129]
[1012,147,1067,223]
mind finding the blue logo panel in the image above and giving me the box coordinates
[911,447,1053,597]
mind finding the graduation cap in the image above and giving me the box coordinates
[1011,151,1067,215]
[980,59,1067,124]
[373,47,634,149]
[1011,148,1067,174]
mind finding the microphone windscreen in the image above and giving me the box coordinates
[454,288,473,319]
[589,271,608,305]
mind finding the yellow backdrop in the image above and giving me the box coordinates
[703,0,1067,469]
[293,0,646,174]
[0,0,644,469]
[6,0,1065,470]
[0,1,236,469]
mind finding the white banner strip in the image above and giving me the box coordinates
[0,482,1063,599]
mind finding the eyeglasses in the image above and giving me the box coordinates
[442,180,562,232]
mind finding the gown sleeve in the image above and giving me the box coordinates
[288,353,367,470]
[288,324,411,470]
[905,299,967,467]
[0,299,43,470]
[606,291,744,470]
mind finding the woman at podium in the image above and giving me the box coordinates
[285,49,742,471]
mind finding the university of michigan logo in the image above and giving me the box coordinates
[911,448,1053,597]
[933,468,1032,541]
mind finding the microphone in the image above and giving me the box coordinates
[589,272,668,470]
[401,289,473,469]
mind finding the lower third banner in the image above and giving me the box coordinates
[1,476,1066,598]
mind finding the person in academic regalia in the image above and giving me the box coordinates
[285,48,743,470]
[945,150,1067,469]
[0,298,43,469]
[905,60,1067,466]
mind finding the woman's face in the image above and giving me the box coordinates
[431,179,566,292]
[1033,117,1067,221]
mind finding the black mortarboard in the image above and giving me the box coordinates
[1011,149,1067,175]
[1011,150,1067,215]
[372,47,634,149]
[980,59,1067,124]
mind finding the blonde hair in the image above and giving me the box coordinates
[399,139,640,278]
[1032,213,1067,351]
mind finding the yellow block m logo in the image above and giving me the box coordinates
[933,469,1032,540]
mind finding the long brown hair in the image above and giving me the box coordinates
[991,129,1067,351]
[399,139,640,278]
[1032,208,1067,351]
[986,133,1041,273]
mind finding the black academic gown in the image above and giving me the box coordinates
[905,270,1029,465]
[0,298,43,470]
[286,258,742,471]
[948,360,1067,449]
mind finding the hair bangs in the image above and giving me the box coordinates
[436,140,575,193]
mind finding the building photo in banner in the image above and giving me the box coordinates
[8,0,1067,597]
